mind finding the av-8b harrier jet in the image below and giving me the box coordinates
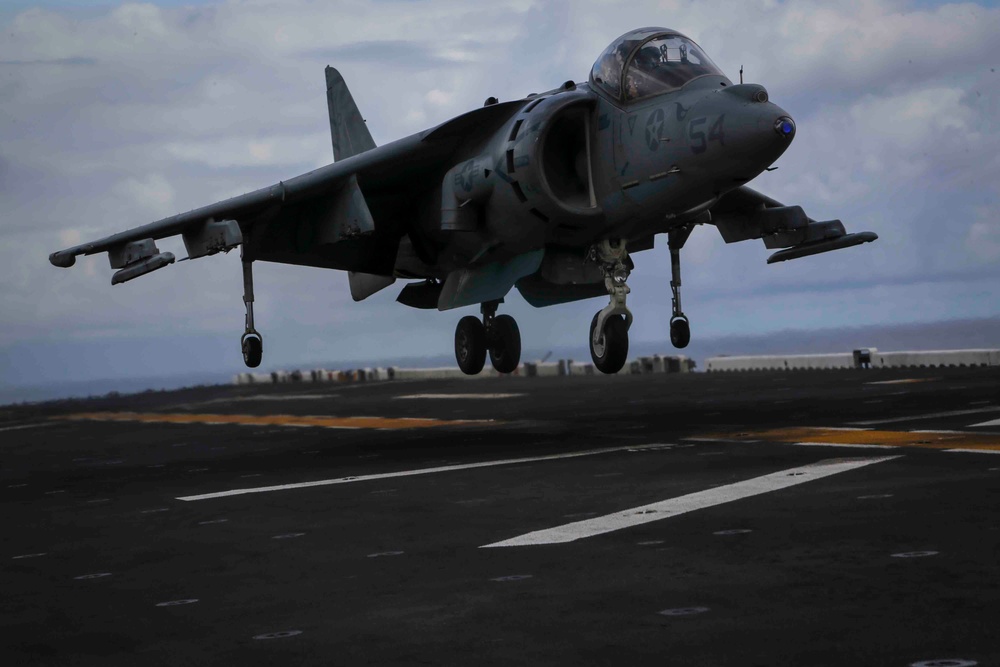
[50,28,877,375]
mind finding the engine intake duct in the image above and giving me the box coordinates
[539,105,596,210]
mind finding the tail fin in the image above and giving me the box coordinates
[325,66,377,161]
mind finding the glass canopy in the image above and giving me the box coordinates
[591,28,724,102]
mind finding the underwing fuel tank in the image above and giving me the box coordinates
[767,231,878,264]
[111,252,175,284]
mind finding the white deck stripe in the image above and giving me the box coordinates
[683,437,753,443]
[177,443,669,502]
[394,393,524,400]
[790,442,895,449]
[969,418,1000,428]
[0,423,56,433]
[909,429,968,434]
[481,456,899,548]
[814,427,875,431]
[850,406,999,426]
[944,448,1000,455]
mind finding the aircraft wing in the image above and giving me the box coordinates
[710,186,877,263]
[49,166,333,269]
[49,95,527,282]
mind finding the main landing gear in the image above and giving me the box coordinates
[454,299,521,375]
[668,226,693,349]
[241,254,263,368]
[589,238,633,374]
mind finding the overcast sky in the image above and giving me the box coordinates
[1,0,998,388]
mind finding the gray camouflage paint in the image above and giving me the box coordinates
[49,28,875,328]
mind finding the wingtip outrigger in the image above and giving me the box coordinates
[49,250,77,268]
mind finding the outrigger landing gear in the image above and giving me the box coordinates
[668,226,692,349]
[240,254,263,368]
[454,299,521,375]
[589,238,632,374]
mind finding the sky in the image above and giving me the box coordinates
[1,0,998,389]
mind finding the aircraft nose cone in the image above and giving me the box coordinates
[774,116,795,139]
[691,96,796,182]
[750,102,795,161]
[680,90,795,181]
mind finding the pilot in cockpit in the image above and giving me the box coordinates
[592,30,725,103]
[626,45,660,99]
[596,41,634,95]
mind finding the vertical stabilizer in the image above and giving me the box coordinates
[325,66,377,161]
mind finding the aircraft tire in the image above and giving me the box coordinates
[670,316,691,349]
[590,312,628,374]
[455,316,487,375]
[242,334,263,368]
[489,314,521,374]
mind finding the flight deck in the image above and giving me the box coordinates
[2,367,998,666]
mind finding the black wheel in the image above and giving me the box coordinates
[455,316,487,375]
[242,334,263,368]
[589,312,628,374]
[670,316,691,349]
[489,314,521,374]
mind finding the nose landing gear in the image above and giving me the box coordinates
[241,255,263,368]
[668,226,693,349]
[589,239,632,374]
[454,300,522,375]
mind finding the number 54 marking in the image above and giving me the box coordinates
[689,115,725,154]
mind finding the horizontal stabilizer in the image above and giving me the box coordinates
[767,231,878,264]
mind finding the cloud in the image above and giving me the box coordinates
[306,39,477,68]
[111,173,176,217]
[966,206,1000,261]
[162,132,329,169]
[1,0,999,388]
[697,0,1000,101]
[58,228,81,247]
[777,84,995,205]
[0,57,96,66]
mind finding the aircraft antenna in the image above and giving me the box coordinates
[739,65,743,84]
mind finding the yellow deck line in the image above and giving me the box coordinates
[51,412,491,430]
[698,427,1000,451]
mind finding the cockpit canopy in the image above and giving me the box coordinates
[590,28,724,103]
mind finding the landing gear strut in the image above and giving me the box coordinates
[454,299,521,375]
[668,226,692,349]
[589,238,632,374]
[240,253,263,368]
